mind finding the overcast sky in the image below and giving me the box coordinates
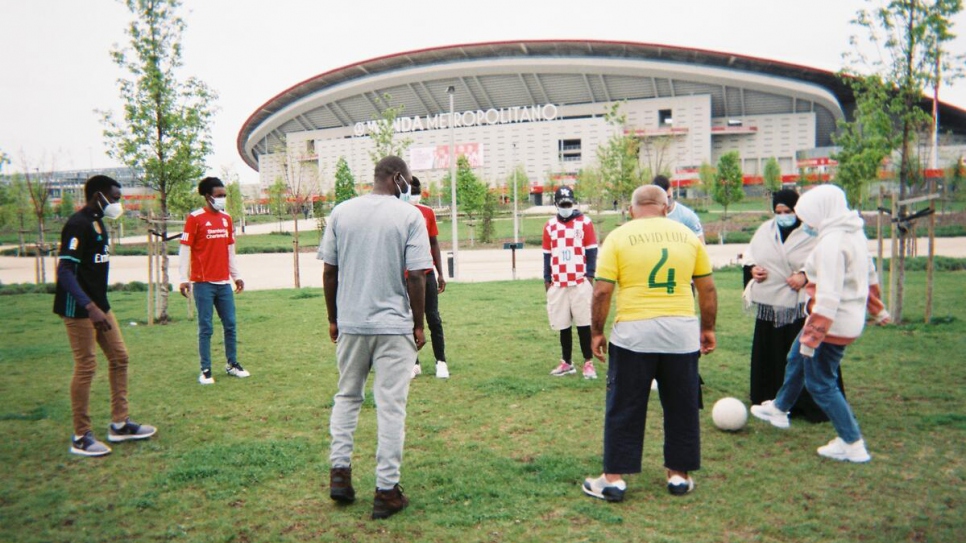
[2,0,964,185]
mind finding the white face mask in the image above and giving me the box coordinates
[395,174,411,203]
[557,206,574,219]
[210,196,227,211]
[99,192,124,220]
[410,195,421,205]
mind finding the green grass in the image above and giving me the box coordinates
[1,270,964,542]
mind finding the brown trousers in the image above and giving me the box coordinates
[63,312,129,436]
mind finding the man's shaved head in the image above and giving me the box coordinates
[632,185,669,207]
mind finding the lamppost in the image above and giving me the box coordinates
[447,85,459,280]
[512,142,519,245]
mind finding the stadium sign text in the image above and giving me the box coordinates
[353,104,558,137]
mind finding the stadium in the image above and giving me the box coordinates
[237,39,966,201]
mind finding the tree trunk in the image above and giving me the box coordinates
[293,213,301,288]
[158,196,170,324]
[37,219,46,284]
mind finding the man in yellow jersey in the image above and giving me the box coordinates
[581,185,717,501]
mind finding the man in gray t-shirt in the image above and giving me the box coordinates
[319,155,432,520]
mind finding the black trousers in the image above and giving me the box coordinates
[418,270,446,363]
[603,343,701,474]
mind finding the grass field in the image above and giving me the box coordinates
[1,269,964,542]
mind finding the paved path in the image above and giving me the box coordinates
[2,234,964,291]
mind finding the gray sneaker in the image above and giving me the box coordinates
[108,419,157,442]
[70,431,112,457]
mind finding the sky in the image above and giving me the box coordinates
[2,0,965,185]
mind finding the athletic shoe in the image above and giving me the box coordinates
[70,431,111,457]
[750,400,790,429]
[583,360,597,380]
[435,361,449,379]
[411,363,422,379]
[329,466,356,503]
[817,437,871,463]
[582,475,626,502]
[667,474,695,496]
[550,361,576,376]
[372,484,409,520]
[107,419,157,442]
[226,362,250,378]
[198,369,214,385]
[651,379,658,392]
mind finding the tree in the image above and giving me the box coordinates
[597,103,642,210]
[832,75,897,207]
[99,0,218,323]
[711,151,744,218]
[223,169,244,233]
[479,190,498,243]
[507,164,531,209]
[20,152,56,283]
[845,0,964,322]
[268,178,288,232]
[762,157,783,196]
[452,155,487,219]
[367,93,413,166]
[697,161,716,208]
[575,166,607,216]
[57,188,76,218]
[334,156,357,205]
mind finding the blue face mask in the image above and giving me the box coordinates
[775,214,797,228]
[801,224,819,237]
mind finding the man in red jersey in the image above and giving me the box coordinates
[408,176,450,379]
[179,177,249,385]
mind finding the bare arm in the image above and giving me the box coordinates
[429,235,445,293]
[693,275,717,354]
[590,280,615,362]
[323,263,339,343]
[407,270,427,349]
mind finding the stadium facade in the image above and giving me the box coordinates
[237,40,966,200]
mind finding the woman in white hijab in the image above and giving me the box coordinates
[743,189,839,423]
[751,184,888,463]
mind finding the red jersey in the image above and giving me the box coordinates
[180,208,235,282]
[542,214,597,287]
[415,203,438,275]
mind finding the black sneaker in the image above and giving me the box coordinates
[107,418,157,442]
[226,362,250,378]
[372,484,409,520]
[330,466,355,504]
[70,431,112,457]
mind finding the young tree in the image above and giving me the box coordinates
[268,178,288,232]
[597,103,642,210]
[479,189,498,243]
[99,0,218,323]
[762,157,783,196]
[334,156,357,205]
[845,0,965,322]
[832,75,897,208]
[712,151,744,218]
[57,188,76,218]
[453,155,487,219]
[697,161,716,208]
[575,166,607,216]
[20,152,56,283]
[367,93,413,166]
[223,169,244,234]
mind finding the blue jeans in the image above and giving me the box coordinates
[193,282,237,372]
[774,333,863,443]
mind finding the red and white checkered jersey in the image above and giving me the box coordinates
[542,214,597,287]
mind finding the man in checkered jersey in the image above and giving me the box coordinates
[543,186,598,379]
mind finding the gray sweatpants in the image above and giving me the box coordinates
[330,333,416,489]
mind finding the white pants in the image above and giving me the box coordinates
[330,334,416,489]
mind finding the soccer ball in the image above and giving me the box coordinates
[712,397,748,431]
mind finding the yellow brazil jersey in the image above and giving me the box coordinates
[596,216,712,322]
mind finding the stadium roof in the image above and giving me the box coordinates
[238,39,966,170]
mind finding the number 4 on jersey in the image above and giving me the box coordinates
[648,248,677,294]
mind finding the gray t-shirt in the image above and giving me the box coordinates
[319,194,433,335]
[610,316,700,354]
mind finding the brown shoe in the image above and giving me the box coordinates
[371,484,409,520]
[329,466,355,503]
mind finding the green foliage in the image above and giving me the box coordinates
[225,180,244,225]
[454,155,487,219]
[366,93,413,166]
[333,156,357,205]
[832,75,897,207]
[267,178,288,224]
[711,151,744,217]
[56,189,75,218]
[479,190,498,243]
[507,164,530,209]
[597,103,642,208]
[575,166,607,215]
[762,157,782,195]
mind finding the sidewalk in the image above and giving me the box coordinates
[3,237,963,291]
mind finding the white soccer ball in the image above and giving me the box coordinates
[712,397,748,431]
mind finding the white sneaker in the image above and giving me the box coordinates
[581,475,626,502]
[750,400,790,429]
[199,369,214,385]
[411,364,422,379]
[582,360,597,380]
[817,437,871,463]
[435,361,449,379]
[225,363,250,378]
[651,379,658,391]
